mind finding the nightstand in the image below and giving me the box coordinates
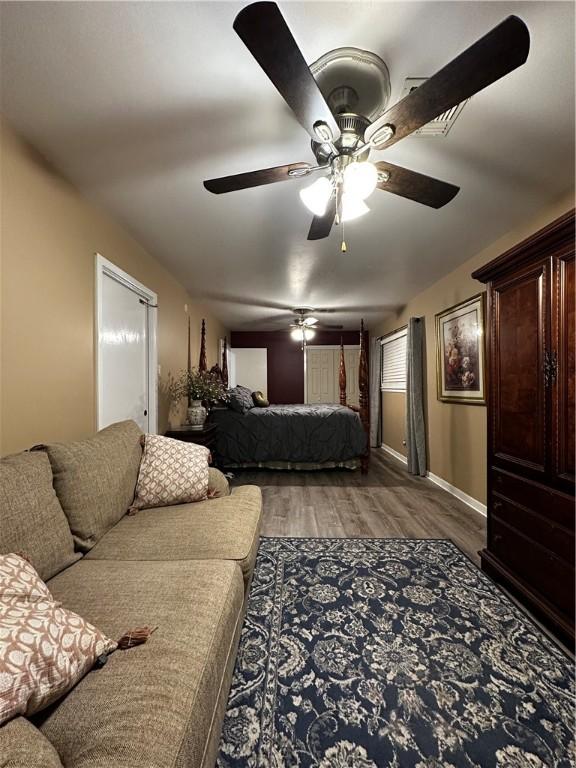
[165,423,218,461]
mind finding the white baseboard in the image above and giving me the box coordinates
[380,443,408,465]
[380,444,487,518]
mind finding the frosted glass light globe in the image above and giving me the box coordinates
[341,192,370,222]
[343,161,378,200]
[304,328,315,341]
[291,328,304,341]
[299,177,333,216]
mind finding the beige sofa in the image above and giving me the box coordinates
[0,420,262,768]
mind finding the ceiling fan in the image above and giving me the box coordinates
[289,307,343,348]
[203,2,530,245]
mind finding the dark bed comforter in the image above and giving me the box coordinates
[211,403,367,466]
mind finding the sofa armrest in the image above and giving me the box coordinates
[208,468,230,498]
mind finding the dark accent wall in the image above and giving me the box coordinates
[230,330,364,404]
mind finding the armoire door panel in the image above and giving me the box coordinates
[553,251,575,486]
[492,262,548,472]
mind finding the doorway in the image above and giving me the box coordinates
[95,254,157,433]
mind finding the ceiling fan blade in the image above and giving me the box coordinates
[303,317,318,326]
[316,323,344,330]
[307,196,336,240]
[233,2,340,143]
[204,162,312,194]
[365,15,529,149]
[375,161,459,208]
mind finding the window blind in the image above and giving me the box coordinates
[380,328,407,392]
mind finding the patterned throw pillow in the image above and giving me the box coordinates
[131,434,210,510]
[228,386,254,414]
[0,554,117,725]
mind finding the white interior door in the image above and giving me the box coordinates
[96,255,157,433]
[306,349,335,403]
[344,348,360,406]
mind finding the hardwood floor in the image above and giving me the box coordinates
[230,449,486,564]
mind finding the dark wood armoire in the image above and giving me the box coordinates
[472,209,575,646]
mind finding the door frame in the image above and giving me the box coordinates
[95,253,158,433]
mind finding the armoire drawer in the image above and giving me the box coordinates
[492,468,573,529]
[489,518,575,618]
[491,493,574,566]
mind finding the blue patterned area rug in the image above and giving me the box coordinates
[217,538,574,768]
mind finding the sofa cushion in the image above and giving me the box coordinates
[0,554,117,725]
[208,467,230,498]
[40,559,244,768]
[0,717,64,767]
[44,421,143,552]
[85,486,262,588]
[132,434,209,510]
[0,452,79,581]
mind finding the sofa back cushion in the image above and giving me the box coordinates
[0,452,80,581]
[0,717,64,767]
[44,420,143,552]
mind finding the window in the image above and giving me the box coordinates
[380,328,407,392]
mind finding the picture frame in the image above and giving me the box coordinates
[435,293,486,405]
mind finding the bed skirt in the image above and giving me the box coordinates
[220,458,361,471]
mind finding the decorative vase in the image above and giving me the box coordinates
[187,400,207,430]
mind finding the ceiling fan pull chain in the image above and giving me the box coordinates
[341,220,347,253]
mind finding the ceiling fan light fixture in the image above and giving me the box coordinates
[299,176,333,217]
[343,161,378,199]
[341,192,370,222]
[290,326,316,342]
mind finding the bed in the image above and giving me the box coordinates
[210,402,367,469]
[198,319,371,472]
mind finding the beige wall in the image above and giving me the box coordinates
[374,191,575,505]
[0,120,227,455]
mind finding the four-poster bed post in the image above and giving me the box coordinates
[198,319,207,373]
[358,319,370,474]
[222,338,229,388]
[339,339,347,406]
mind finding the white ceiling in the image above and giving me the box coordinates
[1,1,574,330]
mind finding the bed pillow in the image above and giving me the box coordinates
[131,434,210,510]
[252,391,269,408]
[228,385,254,414]
[0,554,117,725]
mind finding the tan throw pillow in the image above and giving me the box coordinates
[0,554,117,725]
[132,434,210,510]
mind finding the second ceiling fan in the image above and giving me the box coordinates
[203,2,530,242]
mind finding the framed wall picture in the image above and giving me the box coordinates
[435,293,486,404]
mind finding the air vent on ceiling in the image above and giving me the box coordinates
[401,78,468,136]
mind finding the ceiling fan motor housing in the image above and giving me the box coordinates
[311,112,371,164]
[309,47,391,164]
